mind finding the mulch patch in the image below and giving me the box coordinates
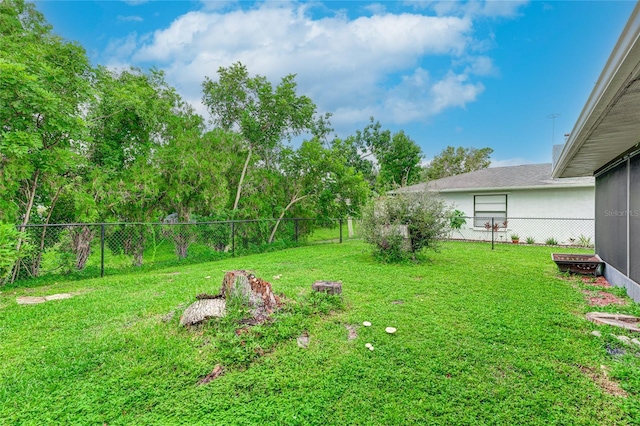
[583,289,627,307]
[582,276,611,287]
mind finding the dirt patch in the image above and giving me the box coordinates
[345,324,358,340]
[579,365,627,397]
[582,276,611,287]
[16,293,74,305]
[583,290,627,307]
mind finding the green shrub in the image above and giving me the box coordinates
[361,191,450,262]
[578,234,593,248]
[0,223,29,285]
[526,236,535,244]
[545,237,558,246]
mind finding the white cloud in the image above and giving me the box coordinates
[103,1,524,132]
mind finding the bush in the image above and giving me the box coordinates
[0,223,29,285]
[545,237,558,246]
[361,191,450,262]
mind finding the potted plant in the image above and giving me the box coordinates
[510,233,520,244]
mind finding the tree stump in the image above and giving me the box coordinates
[179,298,226,326]
[312,280,342,295]
[220,270,280,319]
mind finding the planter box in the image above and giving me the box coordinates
[552,253,604,276]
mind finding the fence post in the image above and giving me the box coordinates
[339,219,343,243]
[294,219,299,242]
[231,221,235,257]
[100,224,105,277]
[491,217,495,250]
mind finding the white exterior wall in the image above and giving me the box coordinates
[440,186,595,245]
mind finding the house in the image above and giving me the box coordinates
[394,163,595,244]
[552,3,640,301]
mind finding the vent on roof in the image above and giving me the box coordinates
[552,144,565,172]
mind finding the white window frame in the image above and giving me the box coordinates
[474,194,508,228]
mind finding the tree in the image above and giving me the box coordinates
[422,146,493,181]
[202,63,317,213]
[377,130,423,190]
[0,0,92,280]
[267,139,369,243]
[331,117,391,190]
[87,67,188,265]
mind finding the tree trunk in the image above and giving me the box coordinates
[71,225,94,270]
[232,145,252,211]
[268,194,309,244]
[11,170,40,283]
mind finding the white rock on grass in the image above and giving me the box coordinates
[385,327,397,334]
[616,335,631,344]
[363,321,372,327]
[591,330,602,337]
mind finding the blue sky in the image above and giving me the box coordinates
[35,0,637,167]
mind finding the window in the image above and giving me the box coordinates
[474,194,507,227]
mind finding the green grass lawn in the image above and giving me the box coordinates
[1,241,639,425]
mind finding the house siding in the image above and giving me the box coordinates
[438,186,594,244]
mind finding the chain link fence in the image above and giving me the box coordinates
[12,218,357,282]
[446,216,595,249]
[10,216,591,283]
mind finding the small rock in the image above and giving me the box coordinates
[297,332,310,349]
[591,330,602,337]
[204,276,211,279]
[606,344,626,356]
[616,335,631,344]
[363,321,372,327]
[385,327,397,334]
[365,343,373,349]
[312,280,342,295]
[368,346,374,351]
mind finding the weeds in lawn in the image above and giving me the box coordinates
[1,241,638,425]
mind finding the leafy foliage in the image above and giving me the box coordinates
[422,146,493,181]
[0,223,28,284]
[361,191,450,262]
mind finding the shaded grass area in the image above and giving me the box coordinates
[1,241,639,425]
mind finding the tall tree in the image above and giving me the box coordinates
[87,67,186,265]
[422,146,493,181]
[202,62,317,213]
[0,0,92,280]
[331,117,391,190]
[269,138,370,242]
[0,0,91,225]
[377,130,423,190]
